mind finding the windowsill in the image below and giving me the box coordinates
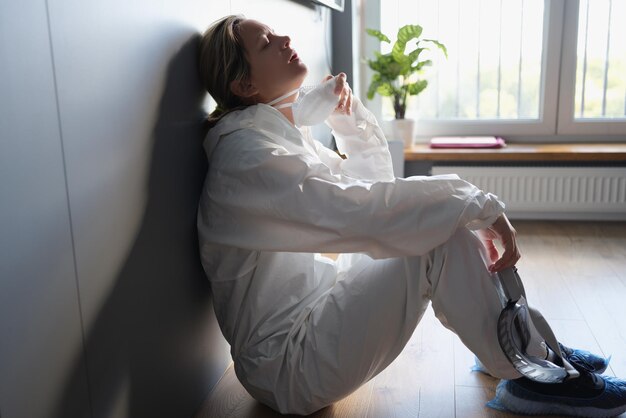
[404,143,626,162]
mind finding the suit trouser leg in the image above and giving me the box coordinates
[281,227,539,414]
[425,227,526,380]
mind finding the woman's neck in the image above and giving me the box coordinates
[264,87,301,126]
[277,107,295,125]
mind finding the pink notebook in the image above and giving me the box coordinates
[429,136,506,149]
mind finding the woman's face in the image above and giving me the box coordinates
[236,19,308,104]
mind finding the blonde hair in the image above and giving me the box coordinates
[198,15,251,127]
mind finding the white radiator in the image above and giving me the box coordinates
[431,166,626,220]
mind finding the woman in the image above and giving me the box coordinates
[197,15,625,417]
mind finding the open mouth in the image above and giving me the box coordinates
[289,51,298,63]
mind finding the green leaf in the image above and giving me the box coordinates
[366,28,391,43]
[386,61,404,79]
[377,83,395,96]
[368,53,399,79]
[423,38,448,58]
[376,53,394,69]
[367,59,378,71]
[392,25,423,63]
[367,73,383,100]
[408,47,426,64]
[367,74,395,99]
[407,80,428,95]
[413,59,432,71]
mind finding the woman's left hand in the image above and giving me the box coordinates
[477,213,521,273]
[323,73,352,116]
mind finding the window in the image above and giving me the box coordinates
[381,0,544,121]
[363,0,626,137]
[574,0,625,119]
[558,0,626,134]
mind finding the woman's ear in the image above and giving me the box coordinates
[230,78,259,100]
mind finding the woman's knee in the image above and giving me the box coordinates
[441,226,490,271]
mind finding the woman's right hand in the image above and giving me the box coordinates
[323,73,353,115]
[477,213,521,273]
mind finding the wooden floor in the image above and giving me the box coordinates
[196,221,626,418]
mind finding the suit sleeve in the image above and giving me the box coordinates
[199,131,505,259]
[318,96,395,182]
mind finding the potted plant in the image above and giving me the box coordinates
[366,25,447,147]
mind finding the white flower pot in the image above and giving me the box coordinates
[391,118,416,148]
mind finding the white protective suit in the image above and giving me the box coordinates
[197,96,523,415]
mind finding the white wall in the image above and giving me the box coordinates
[0,1,332,417]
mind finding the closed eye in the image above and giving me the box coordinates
[259,27,274,50]
[260,34,271,50]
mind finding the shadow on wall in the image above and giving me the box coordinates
[52,34,226,418]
